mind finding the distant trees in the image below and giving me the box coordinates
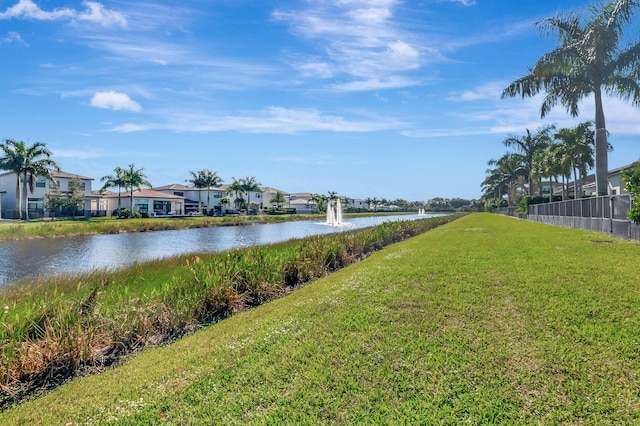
[0,139,60,220]
[482,121,600,207]
[425,197,481,212]
[501,125,555,196]
[189,169,222,214]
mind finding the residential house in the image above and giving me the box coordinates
[345,198,367,210]
[556,162,636,198]
[219,185,265,212]
[153,183,225,214]
[260,187,289,209]
[285,193,318,214]
[0,169,100,218]
[100,189,185,216]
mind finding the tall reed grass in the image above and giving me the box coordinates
[0,215,458,406]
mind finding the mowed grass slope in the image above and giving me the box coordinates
[3,213,640,424]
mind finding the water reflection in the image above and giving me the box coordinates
[0,215,440,286]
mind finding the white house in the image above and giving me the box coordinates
[153,183,225,214]
[100,189,185,216]
[260,187,289,209]
[557,162,636,198]
[0,169,100,218]
[285,193,319,214]
[154,183,267,214]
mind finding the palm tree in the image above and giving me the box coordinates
[227,177,244,210]
[554,122,595,198]
[241,176,262,213]
[482,153,526,206]
[0,139,60,220]
[187,170,205,213]
[101,166,127,213]
[270,191,286,208]
[364,197,374,210]
[501,125,555,196]
[309,193,327,213]
[201,169,223,214]
[371,197,380,211]
[123,164,152,214]
[532,145,565,200]
[502,0,640,196]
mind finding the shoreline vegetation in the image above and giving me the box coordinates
[0,211,416,242]
[2,213,640,423]
[0,214,459,408]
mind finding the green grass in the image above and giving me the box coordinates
[0,215,456,406]
[2,213,640,424]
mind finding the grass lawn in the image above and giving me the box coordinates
[2,213,640,424]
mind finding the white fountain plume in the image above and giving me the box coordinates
[335,198,343,225]
[326,200,336,225]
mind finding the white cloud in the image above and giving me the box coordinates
[1,31,27,45]
[0,0,127,28]
[443,0,476,6]
[332,76,420,91]
[107,106,405,134]
[445,82,505,102]
[273,0,425,91]
[53,148,104,159]
[90,91,142,112]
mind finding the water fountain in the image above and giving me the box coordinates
[325,199,344,226]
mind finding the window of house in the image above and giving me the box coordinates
[173,191,184,196]
[36,177,47,188]
[154,200,171,212]
[27,198,43,210]
[134,199,149,212]
[67,181,86,190]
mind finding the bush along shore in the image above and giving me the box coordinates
[0,214,459,408]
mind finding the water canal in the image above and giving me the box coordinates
[0,214,441,286]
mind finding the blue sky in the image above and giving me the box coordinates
[0,0,638,201]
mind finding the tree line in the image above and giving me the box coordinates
[488,0,640,210]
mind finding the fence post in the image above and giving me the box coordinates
[610,196,614,234]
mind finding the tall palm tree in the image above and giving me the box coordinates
[0,139,60,220]
[482,153,526,206]
[554,122,595,198]
[503,0,640,196]
[501,125,555,196]
[226,177,245,210]
[100,166,127,212]
[123,164,152,214]
[188,170,207,214]
[241,176,262,213]
[201,169,223,213]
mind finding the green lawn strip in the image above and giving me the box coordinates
[2,213,640,424]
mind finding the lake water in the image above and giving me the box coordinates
[0,214,441,286]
